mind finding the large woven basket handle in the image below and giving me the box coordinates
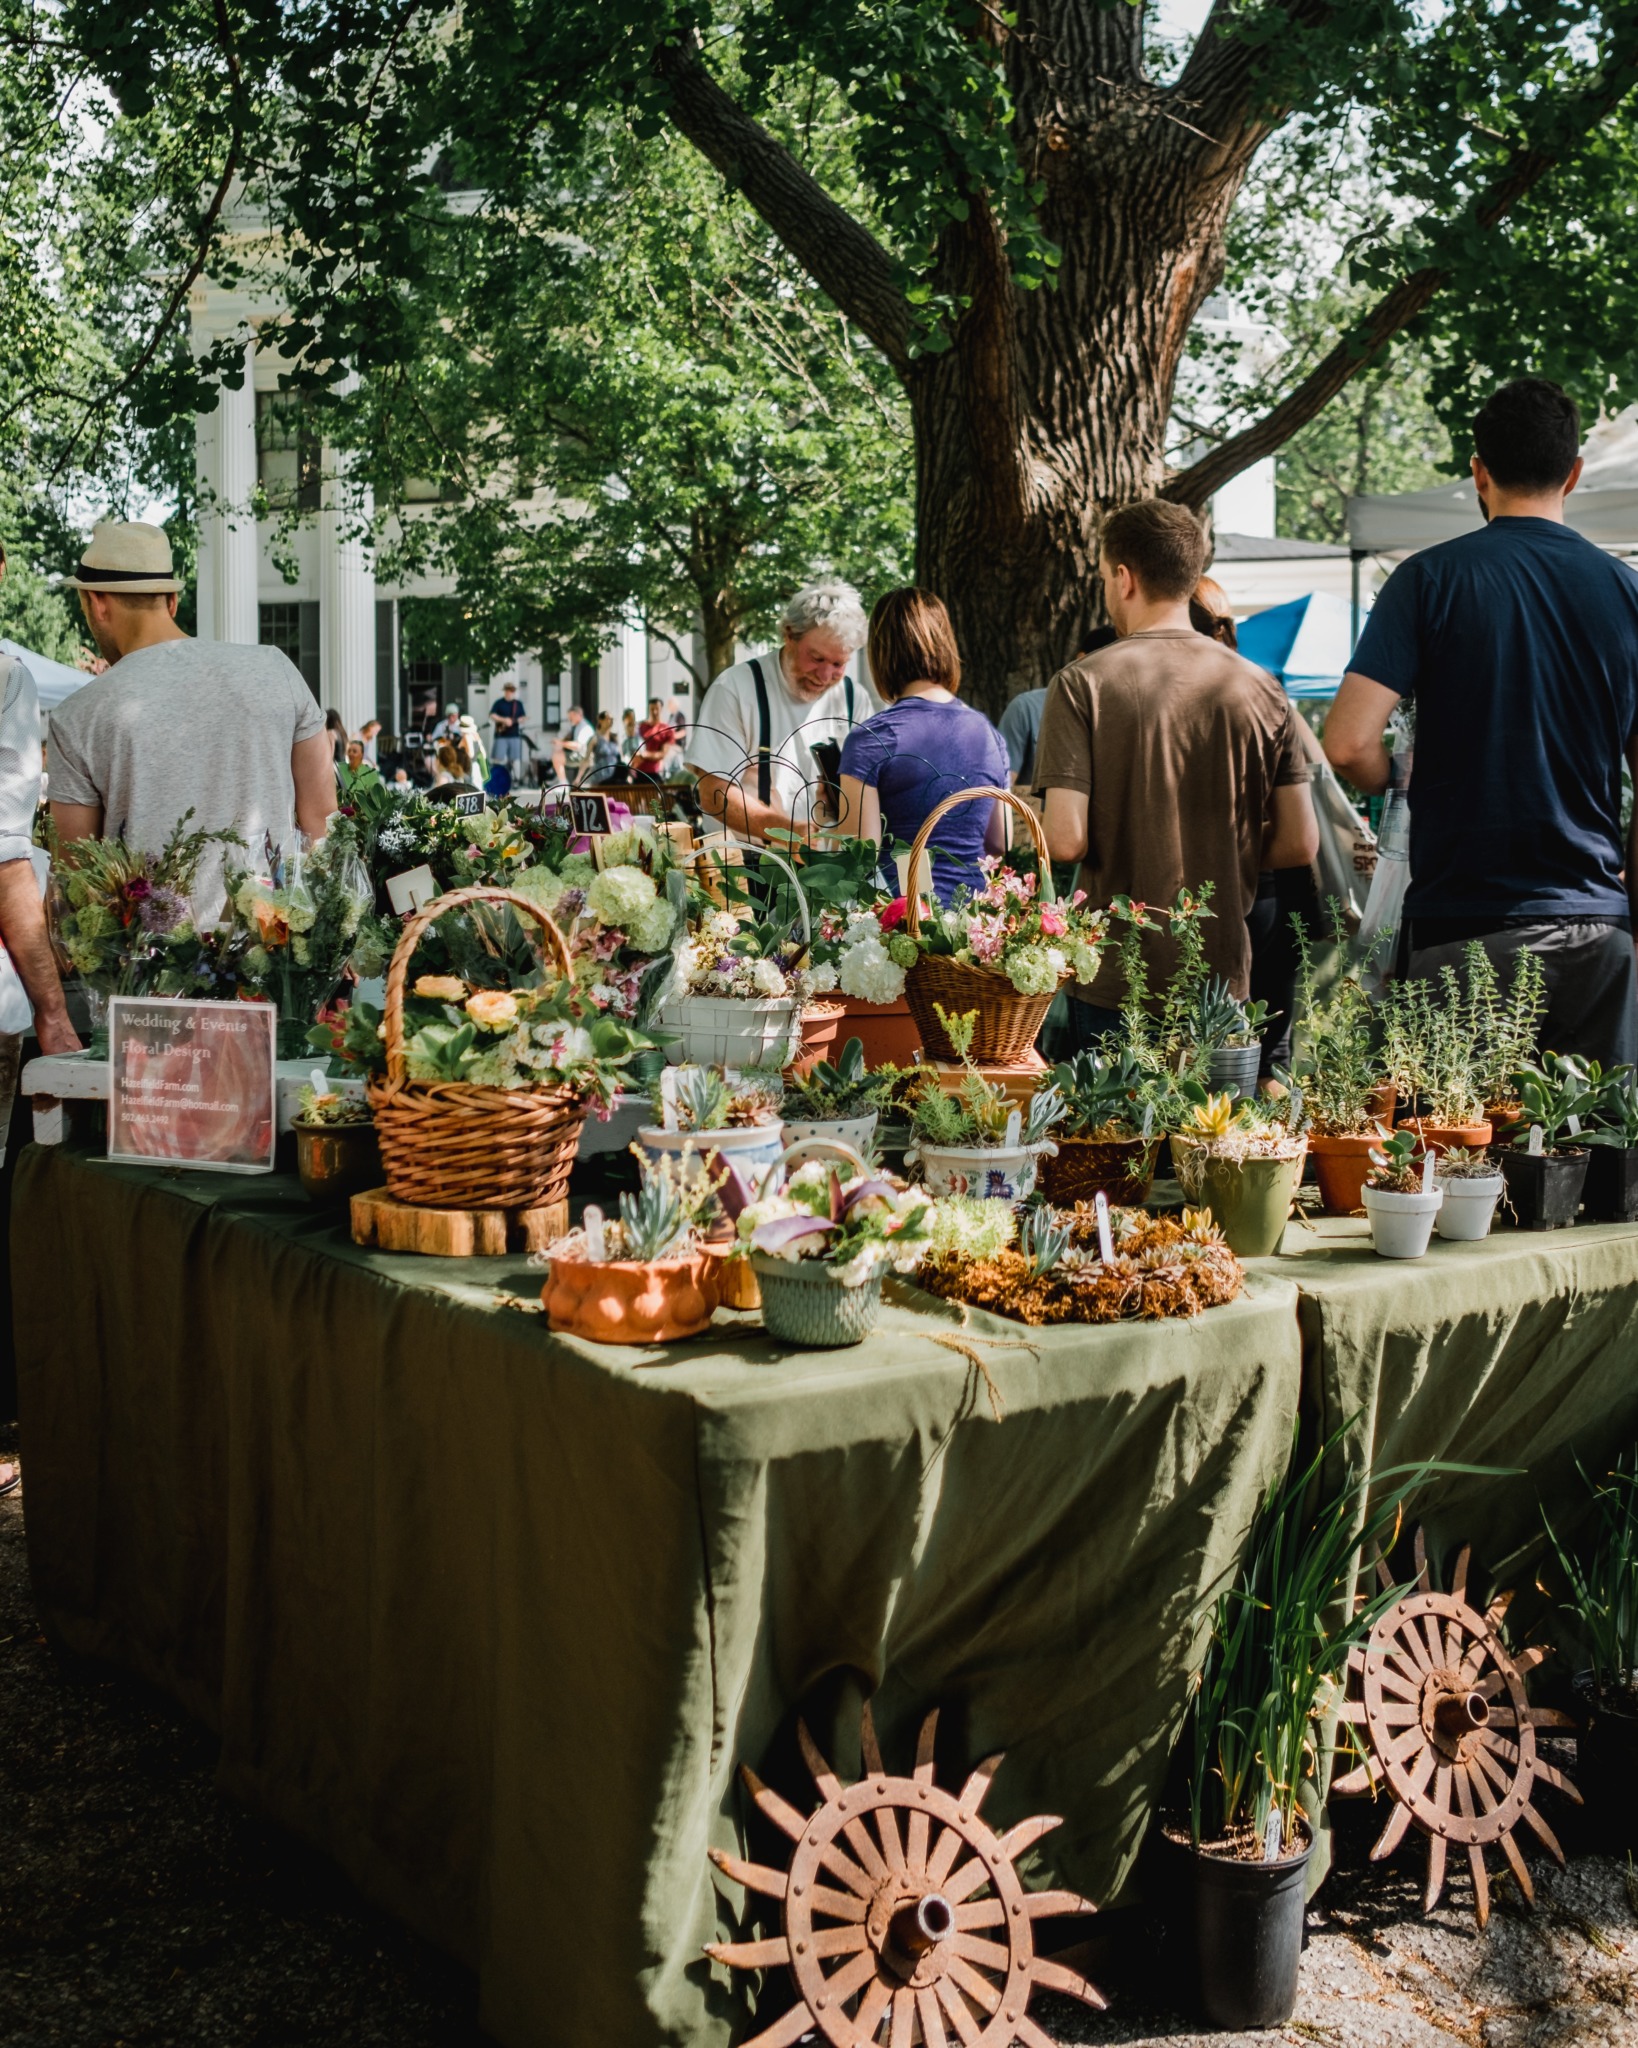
[690,842,813,952]
[903,786,1055,936]
[382,884,574,1084]
[757,1136,869,1200]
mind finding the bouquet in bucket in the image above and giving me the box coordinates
[48,810,244,1003]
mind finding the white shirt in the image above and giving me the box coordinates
[0,655,42,868]
[687,654,873,838]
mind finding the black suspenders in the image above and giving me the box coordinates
[748,658,859,809]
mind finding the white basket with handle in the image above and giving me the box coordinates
[660,845,811,1069]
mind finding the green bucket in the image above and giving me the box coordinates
[751,1255,885,1348]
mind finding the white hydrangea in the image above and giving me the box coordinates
[1066,939,1099,983]
[834,1245,885,1288]
[599,826,644,865]
[1006,947,1062,997]
[510,865,570,915]
[750,957,788,998]
[805,960,838,994]
[704,908,742,944]
[838,935,907,1005]
[629,897,676,953]
[587,863,658,928]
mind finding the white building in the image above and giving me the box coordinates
[189,279,699,755]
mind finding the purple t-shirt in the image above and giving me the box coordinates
[839,696,1010,901]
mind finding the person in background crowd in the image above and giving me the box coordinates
[633,696,675,779]
[344,739,366,773]
[0,548,81,1495]
[457,711,487,787]
[1037,501,1318,1048]
[620,707,640,762]
[1326,376,1638,1068]
[688,583,874,845]
[1000,627,1117,791]
[49,521,335,921]
[323,708,348,765]
[489,682,526,778]
[1191,574,1322,1075]
[359,718,382,766]
[561,703,594,782]
[837,588,1010,902]
[584,711,623,784]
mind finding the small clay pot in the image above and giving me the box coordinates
[831,992,923,1068]
[1039,1133,1157,1209]
[542,1251,719,1343]
[1308,1130,1379,1217]
[294,1119,381,1204]
[1399,1116,1492,1159]
[789,1000,845,1078]
[1366,1081,1397,1126]
[703,1241,761,1310]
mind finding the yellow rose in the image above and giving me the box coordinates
[413,975,468,1002]
[465,990,519,1031]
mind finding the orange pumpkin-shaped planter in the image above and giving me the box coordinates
[542,1251,720,1344]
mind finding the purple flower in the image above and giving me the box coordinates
[137,886,186,935]
[555,887,588,922]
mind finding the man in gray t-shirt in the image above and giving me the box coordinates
[49,521,335,920]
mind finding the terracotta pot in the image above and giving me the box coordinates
[542,1250,719,1343]
[1366,1081,1397,1126]
[703,1241,761,1310]
[1308,1131,1379,1217]
[830,991,923,1068]
[1486,1100,1525,1150]
[294,1120,382,1204]
[1398,1116,1491,1159]
[789,1000,845,1078]
[1039,1133,1157,1209]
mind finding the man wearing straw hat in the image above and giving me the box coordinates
[48,521,336,918]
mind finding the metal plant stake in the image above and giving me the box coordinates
[706,1702,1104,2046]
[1332,1534,1580,1925]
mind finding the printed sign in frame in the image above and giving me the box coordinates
[109,997,278,1173]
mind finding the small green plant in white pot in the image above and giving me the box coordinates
[1433,1145,1504,1241]
[906,1007,1066,1200]
[780,1036,890,1157]
[1362,1126,1442,1259]
[640,1064,785,1202]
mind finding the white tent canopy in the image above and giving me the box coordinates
[1347,406,1638,555]
[1,639,91,712]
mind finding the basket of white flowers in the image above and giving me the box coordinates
[658,846,814,1068]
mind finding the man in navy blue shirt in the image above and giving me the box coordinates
[1325,377,1638,1067]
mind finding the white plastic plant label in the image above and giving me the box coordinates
[1004,1108,1021,1148]
[1094,1191,1114,1265]
[1528,1124,1544,1156]
[1422,1152,1436,1194]
[1567,1114,1582,1136]
[1141,1101,1154,1140]
[659,1066,680,1130]
[583,1205,607,1261]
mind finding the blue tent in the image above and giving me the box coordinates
[1234,591,1357,699]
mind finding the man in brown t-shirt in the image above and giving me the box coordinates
[1036,500,1318,1044]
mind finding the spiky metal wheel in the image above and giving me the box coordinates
[1333,1535,1580,1925]
[706,1703,1104,2048]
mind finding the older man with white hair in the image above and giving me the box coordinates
[687,583,875,845]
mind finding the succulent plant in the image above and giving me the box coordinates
[616,1173,690,1262]
[1019,1208,1071,1277]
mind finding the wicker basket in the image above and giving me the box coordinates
[752,1255,885,1347]
[368,884,588,1210]
[903,787,1065,1064]
[1039,1133,1158,1209]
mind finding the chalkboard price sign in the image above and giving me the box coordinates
[569,792,612,837]
[108,997,277,1173]
[452,790,484,817]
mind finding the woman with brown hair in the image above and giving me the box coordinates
[837,588,1010,901]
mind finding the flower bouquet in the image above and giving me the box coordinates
[898,789,1109,1063]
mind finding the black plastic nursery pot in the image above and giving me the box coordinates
[1582,1145,1638,1225]
[1188,1825,1314,2030]
[1500,1148,1589,1230]
[1573,1673,1638,1845]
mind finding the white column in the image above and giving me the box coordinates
[611,613,650,722]
[194,335,259,644]
[320,421,377,732]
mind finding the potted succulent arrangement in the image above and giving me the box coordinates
[1361,1126,1443,1259]
[1544,1450,1638,1843]
[1168,1086,1307,1258]
[725,1140,936,1347]
[1466,941,1548,1143]
[779,1036,891,1156]
[1502,1052,1599,1229]
[1291,924,1389,1217]
[1584,1065,1638,1223]
[905,1006,1066,1199]
[1173,1432,1442,2030]
[639,1064,785,1196]
[1037,1046,1160,1208]
[291,1075,379,1203]
[1383,968,1491,1156]
[659,846,813,1069]
[541,1148,722,1343]
[1433,1145,1506,1241]
[1187,976,1271,1100]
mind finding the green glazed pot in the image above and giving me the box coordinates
[751,1254,885,1347]
[1170,1138,1306,1258]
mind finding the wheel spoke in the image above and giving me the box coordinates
[958,1753,1004,1816]
[946,1955,1002,2015]
[704,1935,790,1969]
[842,1818,891,1885]
[888,1985,916,2048]
[853,1976,893,2042]
[875,1800,907,1876]
[799,1721,845,1805]
[915,1986,950,2048]
[1455,1768,1491,1926]
[741,2004,816,2048]
[1500,1824,1534,1903]
[926,1822,965,1886]
[812,1924,870,1958]
[935,1976,983,2046]
[708,1847,789,1900]
[1373,1749,1435,1860]
[819,1946,880,2007]
[954,1899,1004,1929]
[742,1767,811,1844]
[861,1700,885,1776]
[1519,1798,1566,1865]
[950,1933,1010,1973]
[821,1839,880,1898]
[1424,1831,1448,1913]
[811,1883,871,1922]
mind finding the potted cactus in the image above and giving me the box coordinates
[1361,1126,1443,1258]
[779,1035,891,1157]
[905,1006,1066,1200]
[541,1150,721,1342]
[1502,1053,1598,1229]
[1584,1065,1638,1223]
[1168,1087,1307,1258]
[1037,1046,1160,1207]
[1433,1145,1505,1241]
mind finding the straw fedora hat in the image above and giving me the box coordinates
[64,520,180,595]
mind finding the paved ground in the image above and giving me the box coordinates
[3,1431,1636,2047]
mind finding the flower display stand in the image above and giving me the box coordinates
[350,1186,568,1257]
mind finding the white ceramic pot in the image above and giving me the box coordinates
[1362,1182,1444,1259]
[638,1120,786,1201]
[780,1112,879,1158]
[912,1140,1050,1201]
[1434,1173,1504,1241]
[658,993,802,1070]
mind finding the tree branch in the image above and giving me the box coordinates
[1165,28,1638,508]
[650,31,912,372]
[1169,0,1332,153]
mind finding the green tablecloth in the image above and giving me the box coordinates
[14,1147,1303,2048]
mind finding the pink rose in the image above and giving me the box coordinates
[878,897,909,932]
[1039,905,1067,937]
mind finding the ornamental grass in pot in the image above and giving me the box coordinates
[541,1148,720,1343]
[779,1035,890,1158]
[1036,1046,1159,1207]
[1168,1087,1306,1258]
[1501,1054,1598,1229]
[905,1006,1066,1200]
[1545,1449,1638,1844]
[1583,1066,1638,1223]
[1433,1145,1505,1241]
[1361,1126,1443,1259]
[724,1139,936,1347]
[1291,925,1388,1216]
